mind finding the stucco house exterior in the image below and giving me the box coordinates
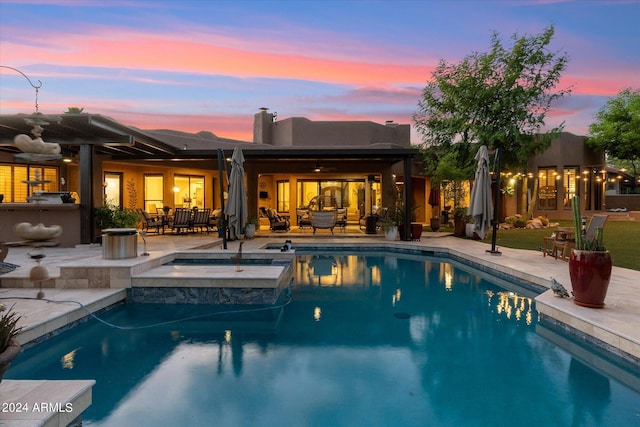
[1,109,422,245]
[2,110,633,247]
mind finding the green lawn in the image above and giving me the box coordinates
[473,220,640,271]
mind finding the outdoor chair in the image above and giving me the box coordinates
[261,207,290,232]
[545,214,608,261]
[560,214,608,259]
[359,207,388,231]
[192,208,212,233]
[335,208,347,232]
[297,208,312,231]
[310,209,337,234]
[138,209,164,234]
[170,208,193,234]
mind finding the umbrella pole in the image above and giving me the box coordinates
[217,148,227,250]
[487,147,502,255]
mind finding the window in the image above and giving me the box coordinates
[0,164,58,203]
[104,172,122,208]
[538,168,558,210]
[144,174,164,213]
[297,179,363,215]
[277,180,290,212]
[173,175,204,208]
[563,167,578,209]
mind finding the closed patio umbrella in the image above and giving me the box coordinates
[467,145,493,239]
[224,147,248,240]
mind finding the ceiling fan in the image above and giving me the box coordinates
[312,161,335,173]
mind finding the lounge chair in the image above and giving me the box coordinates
[311,209,337,234]
[261,207,290,232]
[138,209,164,234]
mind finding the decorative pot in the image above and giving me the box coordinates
[465,223,481,240]
[569,250,612,308]
[384,226,398,241]
[0,339,21,384]
[101,228,138,259]
[411,223,423,240]
[245,224,256,239]
[453,216,465,237]
[465,223,475,238]
[430,217,440,232]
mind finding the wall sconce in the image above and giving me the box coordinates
[172,186,180,193]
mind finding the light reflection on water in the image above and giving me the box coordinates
[7,253,640,427]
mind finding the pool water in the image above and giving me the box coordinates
[7,253,640,427]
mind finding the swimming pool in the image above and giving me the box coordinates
[7,252,640,426]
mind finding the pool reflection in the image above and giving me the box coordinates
[7,253,639,427]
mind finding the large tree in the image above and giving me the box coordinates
[414,26,571,175]
[587,88,640,178]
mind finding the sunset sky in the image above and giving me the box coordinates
[1,0,639,143]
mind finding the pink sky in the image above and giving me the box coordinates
[1,0,639,142]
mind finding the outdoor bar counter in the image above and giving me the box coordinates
[0,203,81,247]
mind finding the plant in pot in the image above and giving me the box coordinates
[569,195,612,308]
[94,202,140,259]
[452,206,468,237]
[162,206,171,215]
[245,217,259,238]
[397,203,422,240]
[94,202,140,229]
[0,303,22,383]
[380,207,401,241]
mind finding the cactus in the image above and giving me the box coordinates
[571,195,582,250]
[572,195,606,251]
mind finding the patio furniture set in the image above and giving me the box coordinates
[138,207,223,235]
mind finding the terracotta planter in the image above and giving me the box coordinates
[0,340,21,384]
[411,223,423,240]
[430,217,440,232]
[453,217,465,237]
[569,250,612,308]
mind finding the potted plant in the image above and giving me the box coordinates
[162,206,171,215]
[94,201,140,259]
[94,202,140,229]
[453,206,468,237]
[396,203,422,240]
[380,211,399,241]
[245,217,259,238]
[0,303,22,383]
[569,196,612,308]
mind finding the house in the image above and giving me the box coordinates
[0,110,423,246]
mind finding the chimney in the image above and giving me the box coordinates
[253,107,273,144]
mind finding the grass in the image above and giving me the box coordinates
[476,220,640,271]
[433,220,639,271]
